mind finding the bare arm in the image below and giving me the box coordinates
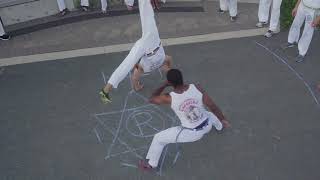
[195,84,230,128]
[149,82,171,105]
[292,0,301,17]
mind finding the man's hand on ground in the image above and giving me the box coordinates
[221,119,231,128]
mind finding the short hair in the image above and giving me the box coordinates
[167,69,183,87]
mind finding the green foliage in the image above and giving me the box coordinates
[280,0,297,29]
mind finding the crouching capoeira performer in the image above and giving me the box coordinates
[99,0,172,104]
[139,69,230,170]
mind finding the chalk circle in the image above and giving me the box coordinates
[126,110,165,138]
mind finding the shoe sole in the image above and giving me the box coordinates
[99,92,112,104]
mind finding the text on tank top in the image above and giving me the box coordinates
[170,84,208,128]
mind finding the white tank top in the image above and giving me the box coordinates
[303,0,320,9]
[170,84,209,128]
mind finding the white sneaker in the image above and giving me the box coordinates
[264,29,280,38]
[256,21,267,28]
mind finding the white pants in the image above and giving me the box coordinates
[56,0,89,11]
[125,0,135,7]
[219,0,238,17]
[146,112,223,168]
[108,0,162,88]
[258,0,282,31]
[101,0,107,11]
[0,17,5,36]
[288,3,318,56]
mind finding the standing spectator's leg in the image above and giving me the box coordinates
[264,0,282,37]
[101,0,107,13]
[219,0,228,12]
[228,0,238,21]
[0,18,5,36]
[296,8,315,60]
[257,0,272,27]
[81,0,89,11]
[57,0,66,12]
[269,0,282,31]
[288,4,305,45]
[56,0,69,15]
[125,0,134,10]
[0,17,10,40]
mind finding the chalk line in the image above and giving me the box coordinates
[108,93,130,157]
[94,104,153,116]
[93,128,103,144]
[101,71,107,84]
[95,114,143,159]
[121,162,138,168]
[255,41,319,108]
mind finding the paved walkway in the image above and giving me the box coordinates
[0,2,260,59]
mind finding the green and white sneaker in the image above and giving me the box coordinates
[99,89,112,104]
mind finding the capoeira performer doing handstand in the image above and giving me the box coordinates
[139,69,230,170]
[99,0,172,104]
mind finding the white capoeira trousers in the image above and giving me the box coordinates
[125,0,135,7]
[219,0,238,17]
[101,0,107,11]
[108,0,162,88]
[0,17,5,36]
[288,3,318,56]
[146,112,223,168]
[56,0,66,11]
[258,0,282,31]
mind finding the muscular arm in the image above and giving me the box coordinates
[149,82,171,105]
[195,84,227,123]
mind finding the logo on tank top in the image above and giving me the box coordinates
[179,99,203,123]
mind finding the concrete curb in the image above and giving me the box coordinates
[0,28,268,67]
[6,2,204,36]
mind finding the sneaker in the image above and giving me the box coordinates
[81,6,89,11]
[102,9,107,14]
[256,21,267,28]
[295,54,305,63]
[230,16,237,22]
[281,42,296,49]
[0,34,11,40]
[217,8,227,14]
[60,8,69,16]
[99,89,112,104]
[264,29,280,38]
[126,5,133,11]
[138,160,154,171]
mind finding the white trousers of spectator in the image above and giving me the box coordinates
[0,17,5,36]
[288,3,318,56]
[101,0,107,11]
[258,0,282,31]
[125,0,135,7]
[146,112,223,168]
[56,0,89,12]
[219,0,238,17]
[108,0,161,88]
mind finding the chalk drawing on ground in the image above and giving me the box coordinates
[92,71,181,175]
